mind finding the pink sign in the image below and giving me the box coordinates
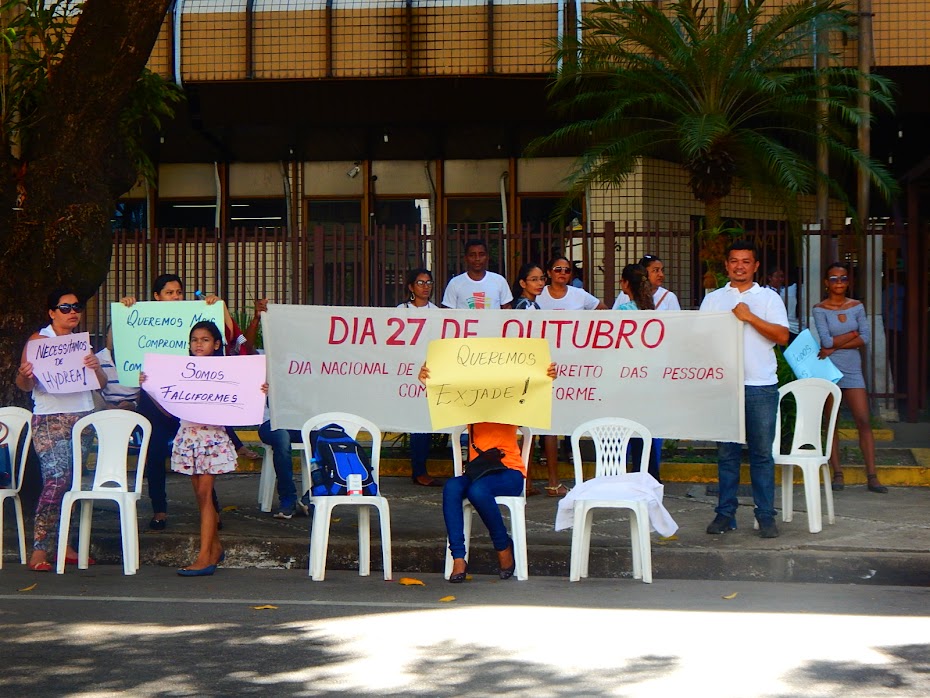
[141,353,266,426]
[26,332,101,394]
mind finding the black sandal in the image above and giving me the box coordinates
[867,474,888,494]
[831,473,845,492]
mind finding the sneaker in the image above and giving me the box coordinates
[274,499,297,519]
[706,514,737,534]
[758,518,780,538]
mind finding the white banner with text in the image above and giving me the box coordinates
[263,306,745,442]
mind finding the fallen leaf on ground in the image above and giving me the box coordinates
[252,605,278,610]
[722,592,738,600]
[398,577,425,586]
[439,596,455,602]
[221,505,238,512]
[18,583,37,592]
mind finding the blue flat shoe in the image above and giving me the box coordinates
[178,565,217,577]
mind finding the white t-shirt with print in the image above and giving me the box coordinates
[441,272,512,309]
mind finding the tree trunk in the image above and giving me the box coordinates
[704,197,722,232]
[0,0,171,407]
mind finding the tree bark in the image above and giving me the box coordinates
[0,0,172,406]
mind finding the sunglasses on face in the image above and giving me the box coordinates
[828,275,849,283]
[56,303,83,314]
[551,266,572,273]
[414,280,433,287]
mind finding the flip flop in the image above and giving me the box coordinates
[28,560,53,572]
[544,484,570,497]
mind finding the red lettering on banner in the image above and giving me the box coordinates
[287,360,313,375]
[554,386,598,401]
[642,318,665,348]
[441,319,463,338]
[619,366,648,378]
[661,367,725,380]
[328,316,377,345]
[615,319,638,348]
[398,383,425,398]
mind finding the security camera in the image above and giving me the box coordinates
[346,162,360,178]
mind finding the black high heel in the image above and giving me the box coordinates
[449,561,468,584]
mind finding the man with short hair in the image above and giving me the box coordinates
[700,240,789,538]
[441,239,513,310]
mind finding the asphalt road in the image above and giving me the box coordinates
[2,567,929,697]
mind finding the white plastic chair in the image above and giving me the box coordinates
[301,413,391,581]
[569,418,654,583]
[57,411,151,575]
[0,407,33,568]
[258,437,307,512]
[773,378,842,534]
[443,425,533,581]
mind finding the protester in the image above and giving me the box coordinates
[614,264,663,482]
[813,262,887,494]
[441,239,512,309]
[511,263,546,310]
[612,254,682,310]
[700,240,789,538]
[142,321,265,576]
[419,361,557,582]
[398,268,441,487]
[16,288,107,572]
[536,254,605,497]
[117,274,250,529]
[765,265,803,343]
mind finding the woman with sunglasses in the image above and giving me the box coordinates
[398,268,441,486]
[612,254,682,311]
[536,255,606,496]
[16,289,108,571]
[812,262,887,494]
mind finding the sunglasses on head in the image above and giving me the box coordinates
[828,275,849,283]
[56,303,83,314]
[551,266,572,273]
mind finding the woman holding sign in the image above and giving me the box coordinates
[419,362,557,583]
[15,289,107,572]
[813,263,887,494]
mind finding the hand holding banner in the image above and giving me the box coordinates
[424,337,552,430]
[26,332,101,393]
[141,354,266,426]
[110,300,226,387]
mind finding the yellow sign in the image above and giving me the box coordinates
[424,337,552,430]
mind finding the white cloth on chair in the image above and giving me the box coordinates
[555,472,679,537]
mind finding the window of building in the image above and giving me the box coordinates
[156,200,217,229]
[229,198,287,228]
[111,200,147,232]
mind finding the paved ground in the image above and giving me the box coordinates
[4,469,928,586]
[2,570,929,697]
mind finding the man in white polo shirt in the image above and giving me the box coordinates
[441,239,512,310]
[700,240,789,538]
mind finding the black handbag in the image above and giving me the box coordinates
[463,426,508,481]
[0,422,12,489]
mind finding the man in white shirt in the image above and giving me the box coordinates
[700,241,789,538]
[765,265,803,342]
[441,239,513,310]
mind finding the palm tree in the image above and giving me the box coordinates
[533,0,897,230]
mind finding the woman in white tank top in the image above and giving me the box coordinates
[15,289,107,572]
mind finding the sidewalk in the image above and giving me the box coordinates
[5,469,928,586]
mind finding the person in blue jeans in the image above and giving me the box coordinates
[258,420,308,519]
[699,240,788,538]
[419,361,557,582]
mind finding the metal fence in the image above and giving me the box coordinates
[89,222,927,420]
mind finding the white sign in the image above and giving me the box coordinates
[26,332,101,394]
[263,306,746,442]
[141,354,267,426]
